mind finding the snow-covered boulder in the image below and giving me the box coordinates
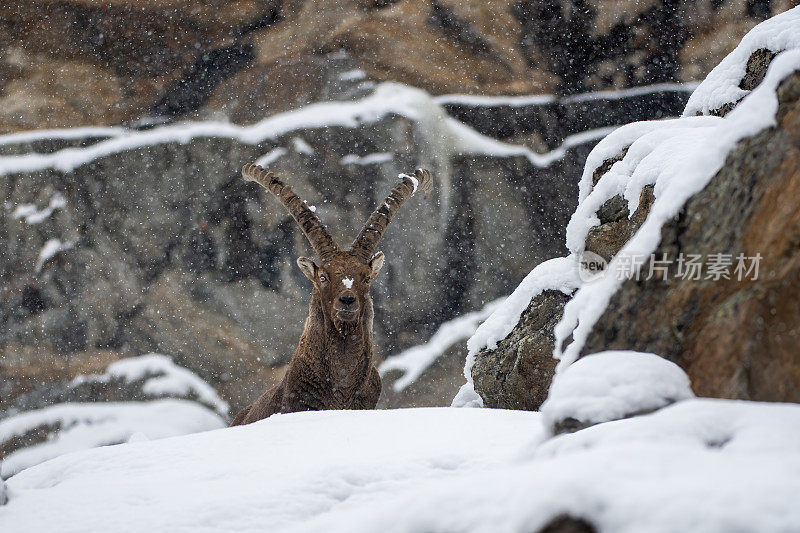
[0,354,229,477]
[541,351,695,434]
[4,353,228,418]
[0,400,225,479]
[467,257,582,410]
[71,353,229,417]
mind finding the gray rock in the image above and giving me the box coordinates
[471,290,572,411]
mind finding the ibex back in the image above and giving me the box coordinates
[231,164,434,425]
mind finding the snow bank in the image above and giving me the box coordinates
[0,400,225,479]
[1,408,544,531]
[684,6,800,116]
[72,353,229,417]
[554,49,800,370]
[540,351,694,431]
[2,401,799,532]
[379,298,504,392]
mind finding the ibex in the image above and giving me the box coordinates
[231,164,433,425]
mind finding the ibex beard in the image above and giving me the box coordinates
[230,164,434,425]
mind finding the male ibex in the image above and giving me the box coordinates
[231,164,433,425]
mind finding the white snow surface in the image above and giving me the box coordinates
[0,400,225,479]
[555,49,800,370]
[341,277,354,289]
[379,298,504,392]
[540,351,695,429]
[2,401,800,532]
[72,353,229,417]
[684,6,800,116]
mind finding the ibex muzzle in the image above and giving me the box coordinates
[230,164,433,424]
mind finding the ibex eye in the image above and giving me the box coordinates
[319,275,328,282]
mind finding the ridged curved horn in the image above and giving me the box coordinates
[242,163,338,261]
[350,168,433,263]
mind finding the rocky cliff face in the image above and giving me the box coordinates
[1,0,794,133]
[471,31,800,409]
[581,67,800,402]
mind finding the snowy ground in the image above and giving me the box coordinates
[2,400,799,533]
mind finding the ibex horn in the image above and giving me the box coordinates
[242,163,338,261]
[350,168,433,263]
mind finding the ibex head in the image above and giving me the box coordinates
[241,164,433,333]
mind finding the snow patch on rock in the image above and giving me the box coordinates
[465,256,581,365]
[11,193,67,224]
[35,238,74,273]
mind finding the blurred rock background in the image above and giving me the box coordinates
[1,0,796,429]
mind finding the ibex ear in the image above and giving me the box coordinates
[369,251,385,279]
[297,257,317,281]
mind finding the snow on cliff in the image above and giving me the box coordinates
[1,401,799,532]
[454,8,800,387]
[0,82,605,181]
[555,48,800,370]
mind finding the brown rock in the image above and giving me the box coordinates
[582,71,800,402]
[2,0,794,132]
